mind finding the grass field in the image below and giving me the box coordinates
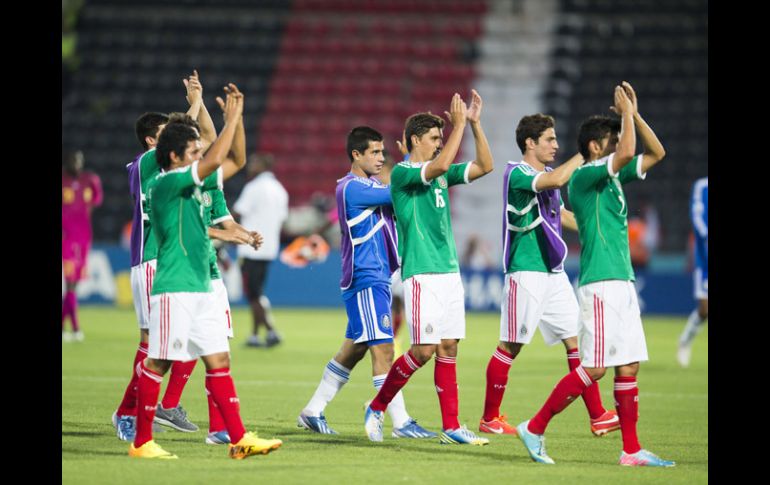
[62,306,707,484]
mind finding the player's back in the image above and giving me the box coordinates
[127,149,162,266]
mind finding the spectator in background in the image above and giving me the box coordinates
[627,196,660,270]
[62,149,103,341]
[233,153,288,348]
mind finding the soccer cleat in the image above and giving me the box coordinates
[205,430,231,445]
[677,344,692,368]
[62,331,73,343]
[619,449,676,467]
[590,410,620,437]
[154,404,199,432]
[392,419,437,439]
[112,412,136,442]
[128,440,178,459]
[479,415,518,435]
[246,335,265,347]
[297,412,338,435]
[266,331,282,348]
[228,432,282,459]
[515,420,555,464]
[364,406,385,442]
[73,330,85,342]
[439,426,490,445]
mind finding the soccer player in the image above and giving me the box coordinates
[62,150,103,342]
[364,90,494,445]
[113,72,245,441]
[130,84,282,459]
[514,82,675,467]
[479,114,619,437]
[677,177,708,367]
[297,127,435,439]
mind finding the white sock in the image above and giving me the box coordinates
[373,373,411,428]
[304,359,350,416]
[679,309,706,346]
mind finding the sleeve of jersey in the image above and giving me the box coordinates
[198,166,224,190]
[210,190,233,225]
[619,155,646,184]
[391,164,425,189]
[90,173,104,207]
[691,185,708,238]
[346,180,392,208]
[508,167,537,192]
[446,162,473,186]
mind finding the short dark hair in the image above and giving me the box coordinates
[516,114,555,154]
[135,112,169,150]
[577,115,621,159]
[156,123,199,170]
[404,113,444,152]
[346,126,383,162]
[167,112,201,132]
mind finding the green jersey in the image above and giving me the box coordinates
[203,188,232,281]
[138,149,161,263]
[567,154,645,286]
[147,163,223,294]
[505,162,564,274]
[390,160,471,280]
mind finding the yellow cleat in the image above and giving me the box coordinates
[228,432,283,460]
[129,440,178,459]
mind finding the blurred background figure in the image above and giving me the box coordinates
[62,149,102,342]
[461,233,495,271]
[678,177,708,367]
[233,153,288,348]
[627,197,661,271]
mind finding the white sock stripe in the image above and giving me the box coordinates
[142,368,163,383]
[614,383,638,390]
[327,359,352,376]
[205,371,231,378]
[403,352,419,370]
[435,356,456,364]
[493,349,513,364]
[137,346,149,354]
[575,366,593,386]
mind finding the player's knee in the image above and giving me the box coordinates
[583,367,606,381]
[499,341,522,358]
[410,345,436,364]
[146,358,171,375]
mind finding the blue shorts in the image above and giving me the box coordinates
[344,285,394,346]
[693,265,708,299]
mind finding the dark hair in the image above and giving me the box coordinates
[135,112,170,150]
[156,123,199,170]
[577,115,621,159]
[167,112,201,132]
[515,114,555,153]
[404,113,444,152]
[346,126,383,162]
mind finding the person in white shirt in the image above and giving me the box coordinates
[233,153,289,347]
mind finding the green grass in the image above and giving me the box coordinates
[62,307,707,484]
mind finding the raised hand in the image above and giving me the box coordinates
[222,83,244,123]
[466,89,482,123]
[395,130,408,156]
[443,93,467,127]
[621,81,638,113]
[610,85,633,115]
[183,69,202,106]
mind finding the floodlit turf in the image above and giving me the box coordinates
[62,306,707,484]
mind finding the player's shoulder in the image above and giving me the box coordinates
[577,155,610,171]
[694,177,708,190]
[509,161,538,175]
[396,161,422,169]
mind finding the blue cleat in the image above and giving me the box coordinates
[205,430,231,445]
[364,406,384,442]
[297,412,338,435]
[439,425,489,445]
[392,419,438,439]
[516,420,555,464]
[619,449,676,467]
[112,412,136,442]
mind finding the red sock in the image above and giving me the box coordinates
[434,356,460,430]
[614,376,641,454]
[205,368,246,443]
[370,350,423,412]
[116,343,149,416]
[567,348,605,420]
[528,366,593,435]
[161,360,197,409]
[482,347,513,421]
[134,360,163,448]
[206,387,227,433]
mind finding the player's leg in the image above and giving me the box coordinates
[678,267,708,367]
[205,278,234,445]
[260,294,282,346]
[390,269,405,357]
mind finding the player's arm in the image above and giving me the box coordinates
[608,84,636,175]
[216,94,246,181]
[184,73,203,124]
[196,84,243,182]
[464,89,494,182]
[534,153,585,190]
[423,93,468,181]
[620,82,666,173]
[90,173,104,208]
[347,180,392,208]
[220,219,264,250]
[184,70,217,152]
[208,226,252,246]
[560,208,578,232]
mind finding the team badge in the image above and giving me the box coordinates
[173,339,183,350]
[609,346,616,356]
[520,326,528,337]
[425,324,434,334]
[202,192,212,207]
[382,314,391,329]
[437,176,448,189]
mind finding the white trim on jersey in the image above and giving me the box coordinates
[211,215,233,225]
[531,171,544,193]
[507,198,538,216]
[216,166,223,190]
[606,153,617,177]
[507,217,543,233]
[347,207,376,227]
[420,161,432,185]
[352,218,386,246]
[635,154,647,180]
[692,178,708,237]
[191,161,203,186]
[463,161,474,184]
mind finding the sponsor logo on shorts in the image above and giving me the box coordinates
[609,346,616,356]
[382,314,391,329]
[425,324,434,334]
[437,176,448,189]
[173,339,182,350]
